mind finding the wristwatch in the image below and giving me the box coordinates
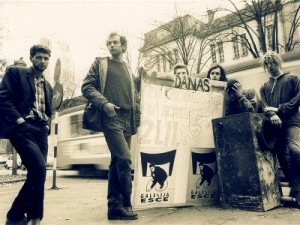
[16,117,25,124]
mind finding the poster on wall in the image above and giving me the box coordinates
[133,76,224,208]
[135,147,177,207]
[186,148,219,205]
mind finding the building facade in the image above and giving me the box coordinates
[140,0,300,77]
[141,15,202,76]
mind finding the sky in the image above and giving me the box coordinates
[0,0,235,82]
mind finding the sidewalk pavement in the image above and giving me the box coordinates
[0,169,26,184]
[1,170,300,225]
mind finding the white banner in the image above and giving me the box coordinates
[133,77,224,208]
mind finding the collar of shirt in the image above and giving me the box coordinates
[270,73,286,81]
[34,75,45,83]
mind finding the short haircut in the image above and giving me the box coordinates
[106,32,127,52]
[207,64,227,81]
[174,63,188,75]
[260,51,283,71]
[30,44,51,58]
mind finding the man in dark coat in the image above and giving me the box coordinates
[198,163,214,187]
[0,44,53,225]
[149,164,168,190]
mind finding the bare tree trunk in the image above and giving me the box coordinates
[272,11,278,52]
[285,4,300,51]
[257,17,267,53]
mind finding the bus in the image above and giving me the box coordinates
[56,104,110,172]
[55,104,138,173]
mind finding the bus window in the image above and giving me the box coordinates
[70,113,100,137]
[70,114,90,137]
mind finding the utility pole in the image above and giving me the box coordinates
[12,148,17,175]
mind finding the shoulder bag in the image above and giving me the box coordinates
[82,103,103,132]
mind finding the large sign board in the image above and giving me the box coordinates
[133,76,224,208]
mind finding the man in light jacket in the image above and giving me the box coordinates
[81,32,139,220]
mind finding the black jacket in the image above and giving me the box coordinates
[0,66,53,138]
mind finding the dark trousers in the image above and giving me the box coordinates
[102,111,133,210]
[276,125,300,191]
[7,121,48,221]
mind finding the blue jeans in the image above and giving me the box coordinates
[7,120,48,221]
[102,110,133,210]
[276,125,300,191]
[286,126,300,191]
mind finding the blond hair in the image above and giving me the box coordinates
[260,51,283,71]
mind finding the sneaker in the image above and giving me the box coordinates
[289,189,299,198]
[124,207,138,217]
[287,189,300,208]
[107,207,138,220]
[27,219,41,225]
[5,217,27,225]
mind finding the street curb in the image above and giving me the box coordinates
[0,178,26,185]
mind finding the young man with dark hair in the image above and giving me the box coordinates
[82,32,139,220]
[207,64,228,81]
[174,63,188,76]
[0,44,53,225]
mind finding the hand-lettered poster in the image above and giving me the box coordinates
[133,76,224,208]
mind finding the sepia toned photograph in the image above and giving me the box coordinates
[0,0,300,224]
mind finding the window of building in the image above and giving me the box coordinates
[217,42,224,63]
[162,55,167,72]
[157,29,167,39]
[156,55,161,72]
[174,49,179,63]
[241,34,249,57]
[70,114,90,137]
[168,51,173,70]
[232,36,240,59]
[266,25,273,49]
[210,44,217,64]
